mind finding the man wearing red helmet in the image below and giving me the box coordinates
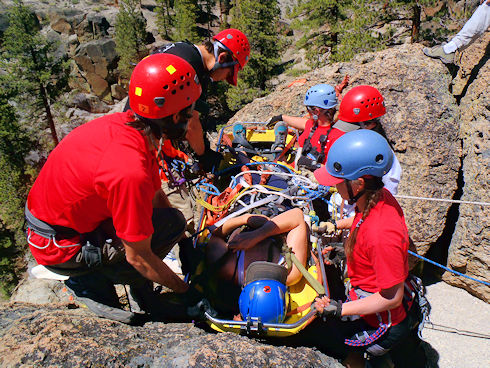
[25,54,209,323]
[138,28,250,161]
[141,29,251,276]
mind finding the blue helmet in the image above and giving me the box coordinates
[303,84,337,110]
[239,279,287,324]
[314,130,393,186]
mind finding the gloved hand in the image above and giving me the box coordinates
[266,114,283,128]
[196,147,224,173]
[314,295,342,320]
[186,298,218,320]
[181,284,203,305]
[324,243,345,266]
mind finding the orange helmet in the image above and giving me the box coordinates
[129,53,202,119]
[212,28,250,85]
[338,85,386,123]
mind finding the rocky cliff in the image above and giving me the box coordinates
[0,302,342,368]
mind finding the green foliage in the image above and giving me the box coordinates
[155,0,174,40]
[201,0,217,33]
[0,85,34,298]
[289,0,344,67]
[115,0,148,80]
[0,0,70,141]
[226,0,281,111]
[290,0,441,65]
[173,0,200,43]
[330,1,390,63]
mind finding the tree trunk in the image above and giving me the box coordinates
[40,84,59,146]
[411,4,421,43]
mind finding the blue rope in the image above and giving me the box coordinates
[196,182,220,195]
[408,250,490,287]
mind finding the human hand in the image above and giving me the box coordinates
[246,215,269,229]
[335,217,354,229]
[266,114,283,128]
[227,230,260,251]
[321,243,345,265]
[480,0,489,5]
[335,74,350,96]
[313,295,342,318]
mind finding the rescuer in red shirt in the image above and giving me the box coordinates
[310,130,426,366]
[25,54,208,323]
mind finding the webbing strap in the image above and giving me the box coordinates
[282,244,325,295]
[25,204,78,239]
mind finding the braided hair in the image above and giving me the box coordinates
[344,176,384,259]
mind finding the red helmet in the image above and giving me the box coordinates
[338,85,386,123]
[213,28,250,69]
[129,53,202,119]
[213,28,250,85]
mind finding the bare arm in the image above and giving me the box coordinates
[315,282,405,317]
[282,115,308,131]
[342,282,404,316]
[212,213,269,239]
[228,208,304,250]
[123,237,189,292]
[336,216,354,230]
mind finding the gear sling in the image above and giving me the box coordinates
[25,205,103,269]
[298,121,333,167]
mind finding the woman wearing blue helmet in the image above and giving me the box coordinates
[311,130,425,367]
[267,79,349,169]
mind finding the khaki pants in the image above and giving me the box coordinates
[161,181,196,238]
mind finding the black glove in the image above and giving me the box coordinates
[181,284,203,305]
[297,155,321,170]
[327,243,345,266]
[314,297,342,320]
[186,298,218,320]
[266,114,283,128]
[196,147,224,173]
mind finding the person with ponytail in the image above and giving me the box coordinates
[310,129,425,367]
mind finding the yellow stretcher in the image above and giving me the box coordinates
[207,266,320,337]
[194,123,329,337]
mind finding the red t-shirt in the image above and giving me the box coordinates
[27,111,161,265]
[297,119,345,164]
[347,189,409,327]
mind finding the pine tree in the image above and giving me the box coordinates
[115,0,148,80]
[173,0,200,43]
[226,0,281,111]
[289,0,345,67]
[0,0,70,147]
[0,83,35,297]
[202,0,217,34]
[386,0,437,43]
[155,0,174,40]
[331,1,390,62]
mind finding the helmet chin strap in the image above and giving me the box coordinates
[345,180,365,205]
[211,41,238,72]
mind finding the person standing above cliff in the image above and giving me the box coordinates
[423,0,490,64]
[25,54,205,323]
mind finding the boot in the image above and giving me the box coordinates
[65,273,143,324]
[272,122,288,152]
[422,45,455,64]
